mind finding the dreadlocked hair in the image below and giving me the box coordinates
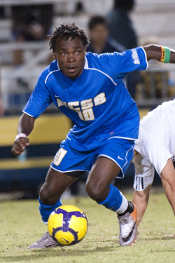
[49,23,90,51]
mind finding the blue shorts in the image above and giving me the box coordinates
[50,137,135,178]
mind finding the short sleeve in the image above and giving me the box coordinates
[23,73,52,118]
[98,46,148,80]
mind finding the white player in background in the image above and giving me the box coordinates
[132,99,175,226]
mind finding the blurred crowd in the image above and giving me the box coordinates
[0,0,174,199]
[0,0,141,117]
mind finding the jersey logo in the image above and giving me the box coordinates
[56,92,106,121]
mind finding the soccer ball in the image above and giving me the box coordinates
[48,205,88,246]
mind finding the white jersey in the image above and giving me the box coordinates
[133,99,175,191]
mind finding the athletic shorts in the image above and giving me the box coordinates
[133,100,175,191]
[133,135,173,191]
[50,137,135,178]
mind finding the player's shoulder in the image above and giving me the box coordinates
[86,51,101,61]
[86,51,117,60]
[86,51,118,69]
[44,60,58,74]
[40,60,60,83]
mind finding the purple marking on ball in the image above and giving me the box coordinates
[55,208,86,232]
[52,208,87,245]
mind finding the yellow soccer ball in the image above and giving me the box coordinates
[48,205,88,246]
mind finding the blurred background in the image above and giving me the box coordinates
[0,0,175,200]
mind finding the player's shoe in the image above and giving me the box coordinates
[118,201,137,246]
[28,232,59,249]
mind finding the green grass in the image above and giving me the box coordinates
[0,189,175,263]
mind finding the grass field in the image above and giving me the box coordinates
[1,188,175,263]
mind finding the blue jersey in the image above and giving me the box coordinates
[23,47,147,150]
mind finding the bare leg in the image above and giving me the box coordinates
[132,184,152,226]
[40,167,79,205]
[86,157,137,247]
[86,156,121,202]
[161,158,175,215]
[28,167,81,249]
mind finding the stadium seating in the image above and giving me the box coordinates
[0,0,173,196]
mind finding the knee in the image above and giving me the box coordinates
[85,180,108,203]
[136,190,149,203]
[39,186,49,204]
[169,181,175,191]
[39,184,56,205]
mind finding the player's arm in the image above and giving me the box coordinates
[132,185,152,226]
[143,44,175,63]
[11,113,36,156]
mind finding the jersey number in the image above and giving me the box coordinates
[57,92,106,121]
[53,148,67,166]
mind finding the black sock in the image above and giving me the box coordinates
[118,201,134,216]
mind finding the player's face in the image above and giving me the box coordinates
[55,37,86,79]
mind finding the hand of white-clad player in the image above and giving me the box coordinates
[11,137,30,156]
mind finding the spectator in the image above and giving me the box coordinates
[107,0,137,49]
[10,4,53,90]
[74,1,85,16]
[107,0,140,99]
[86,15,124,54]
[11,4,53,67]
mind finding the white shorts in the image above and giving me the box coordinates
[133,137,173,191]
[133,100,175,191]
[133,152,154,191]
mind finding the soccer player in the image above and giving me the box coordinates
[132,100,175,226]
[11,23,175,248]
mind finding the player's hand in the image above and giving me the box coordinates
[11,137,30,156]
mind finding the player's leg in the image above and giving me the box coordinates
[28,168,79,249]
[38,140,90,224]
[139,135,175,216]
[39,167,80,223]
[28,140,87,249]
[161,158,175,215]
[132,152,155,226]
[86,156,120,201]
[86,156,130,211]
[132,185,152,226]
[86,139,137,246]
